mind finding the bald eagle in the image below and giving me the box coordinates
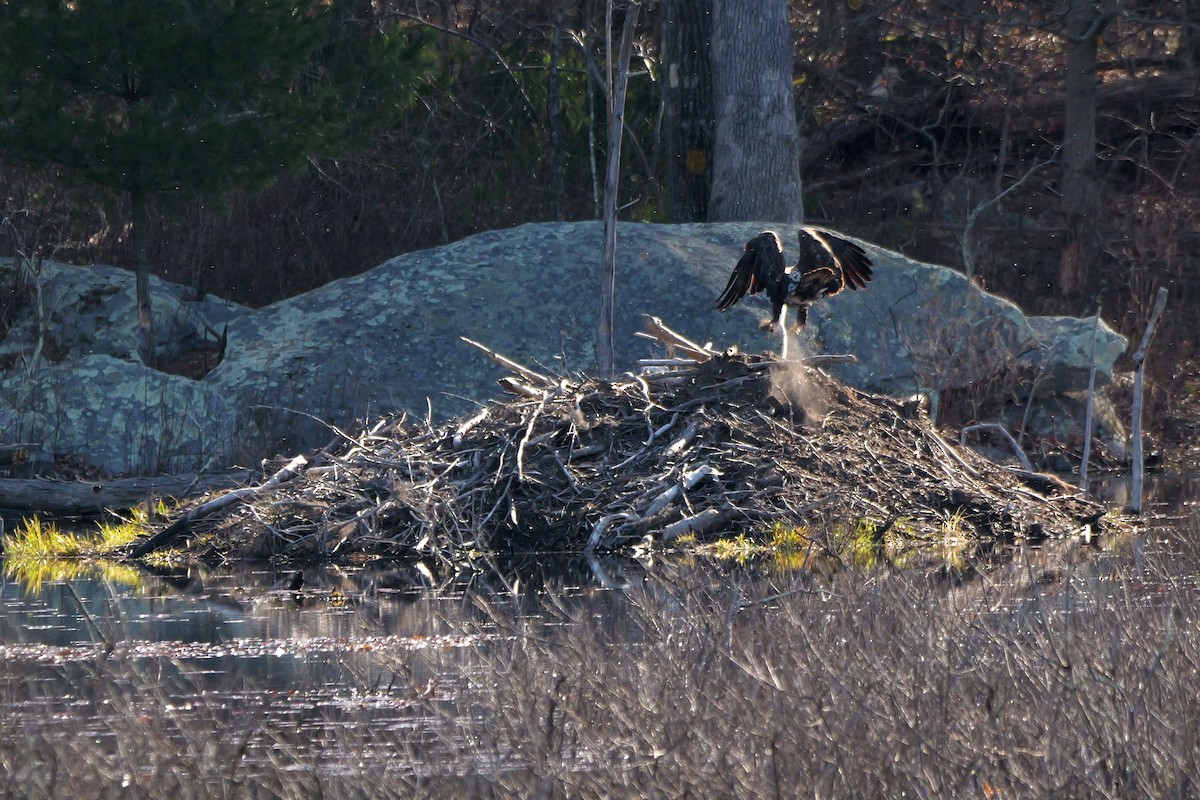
[715,228,873,358]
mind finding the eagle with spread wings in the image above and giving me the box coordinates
[715,228,873,358]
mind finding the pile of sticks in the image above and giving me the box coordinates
[131,317,1106,565]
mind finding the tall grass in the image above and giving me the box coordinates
[3,516,149,590]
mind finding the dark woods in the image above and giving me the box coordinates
[2,1,1198,366]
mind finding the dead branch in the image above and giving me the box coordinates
[960,423,1033,472]
[128,455,309,558]
[639,314,716,360]
[661,507,732,542]
[462,336,555,386]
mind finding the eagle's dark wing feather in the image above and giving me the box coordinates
[715,231,786,311]
[797,228,873,295]
[825,234,873,291]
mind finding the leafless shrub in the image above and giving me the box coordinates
[3,531,1199,797]
[430,537,1197,798]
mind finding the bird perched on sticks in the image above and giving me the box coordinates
[715,228,874,359]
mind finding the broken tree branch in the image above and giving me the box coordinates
[129,455,309,558]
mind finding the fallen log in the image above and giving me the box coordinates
[128,455,309,558]
[0,471,251,515]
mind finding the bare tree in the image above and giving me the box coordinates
[598,1,641,376]
[708,0,803,223]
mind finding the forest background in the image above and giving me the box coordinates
[1,0,1197,442]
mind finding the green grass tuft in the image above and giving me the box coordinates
[3,516,149,591]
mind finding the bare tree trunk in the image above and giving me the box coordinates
[131,186,155,367]
[598,2,640,376]
[1130,287,1168,514]
[708,0,802,223]
[660,0,712,222]
[1058,0,1105,302]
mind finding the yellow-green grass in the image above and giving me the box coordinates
[3,516,148,591]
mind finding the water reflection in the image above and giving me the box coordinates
[1,470,1198,783]
[1089,471,1200,513]
[0,563,634,652]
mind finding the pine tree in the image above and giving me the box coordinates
[0,0,428,365]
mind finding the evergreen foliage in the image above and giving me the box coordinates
[0,0,427,196]
[0,0,429,362]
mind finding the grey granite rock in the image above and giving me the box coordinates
[1,354,234,474]
[0,223,1131,474]
[1020,315,1127,395]
[0,258,245,367]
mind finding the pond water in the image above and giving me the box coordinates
[1,473,1198,790]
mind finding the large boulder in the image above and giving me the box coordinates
[1020,315,1128,395]
[0,354,235,475]
[0,259,245,368]
[1,222,1130,475]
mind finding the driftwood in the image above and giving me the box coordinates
[129,319,1107,566]
[128,455,309,558]
[0,471,251,515]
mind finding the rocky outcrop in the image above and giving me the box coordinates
[0,354,234,475]
[1,222,1129,475]
[0,260,244,367]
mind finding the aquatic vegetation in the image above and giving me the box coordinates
[3,516,88,560]
[2,516,148,591]
[709,532,755,564]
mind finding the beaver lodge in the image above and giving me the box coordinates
[127,317,1106,570]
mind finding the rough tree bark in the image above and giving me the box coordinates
[659,0,713,222]
[708,0,803,223]
[1058,0,1107,303]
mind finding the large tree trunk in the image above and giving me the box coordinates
[708,0,802,223]
[659,0,712,222]
[1058,0,1105,303]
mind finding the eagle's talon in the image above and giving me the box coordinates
[759,319,777,333]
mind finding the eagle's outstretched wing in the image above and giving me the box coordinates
[800,228,873,291]
[715,231,787,312]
